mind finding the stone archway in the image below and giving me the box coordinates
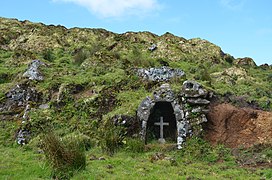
[137,84,185,148]
[146,101,177,143]
[137,81,210,149]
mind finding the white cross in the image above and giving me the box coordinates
[154,117,169,143]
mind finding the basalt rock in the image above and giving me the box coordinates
[148,44,157,52]
[0,83,43,144]
[137,81,210,149]
[181,80,207,98]
[137,66,185,82]
[23,59,46,81]
[3,83,42,110]
[17,129,31,145]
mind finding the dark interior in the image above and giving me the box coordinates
[146,102,177,143]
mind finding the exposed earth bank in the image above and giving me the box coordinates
[204,103,272,148]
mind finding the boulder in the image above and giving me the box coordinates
[182,80,207,98]
[17,129,30,145]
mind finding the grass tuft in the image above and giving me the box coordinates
[41,132,86,179]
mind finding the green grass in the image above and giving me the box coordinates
[0,144,271,180]
[0,146,51,180]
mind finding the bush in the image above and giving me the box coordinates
[42,49,55,62]
[73,48,90,66]
[41,132,86,179]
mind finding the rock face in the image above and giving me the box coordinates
[137,81,210,149]
[3,83,41,109]
[0,83,42,144]
[23,59,46,81]
[204,103,272,148]
[137,66,185,82]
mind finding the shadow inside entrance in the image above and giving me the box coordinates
[146,102,177,143]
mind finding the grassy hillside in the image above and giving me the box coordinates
[0,17,271,179]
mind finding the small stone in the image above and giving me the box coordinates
[39,104,49,109]
[89,155,98,161]
[187,98,210,105]
[148,44,157,51]
[99,157,106,161]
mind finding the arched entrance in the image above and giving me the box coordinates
[137,82,210,149]
[137,84,184,147]
[146,102,177,143]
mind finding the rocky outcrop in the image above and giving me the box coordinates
[0,82,43,144]
[137,66,185,82]
[211,67,253,85]
[204,103,272,148]
[234,57,256,67]
[23,59,46,81]
[2,83,41,110]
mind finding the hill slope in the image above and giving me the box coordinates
[0,17,271,147]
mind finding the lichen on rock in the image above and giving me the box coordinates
[23,59,46,81]
[137,66,185,82]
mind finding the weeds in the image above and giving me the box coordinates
[41,132,86,179]
[98,119,125,156]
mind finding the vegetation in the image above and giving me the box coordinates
[1,140,271,179]
[0,17,271,179]
[41,132,86,179]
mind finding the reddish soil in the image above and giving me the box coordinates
[204,103,272,148]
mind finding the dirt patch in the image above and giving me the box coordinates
[73,89,95,100]
[204,103,272,148]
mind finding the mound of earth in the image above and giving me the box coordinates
[204,103,272,148]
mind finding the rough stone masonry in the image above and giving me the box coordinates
[137,78,210,149]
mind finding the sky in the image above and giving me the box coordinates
[1,0,272,65]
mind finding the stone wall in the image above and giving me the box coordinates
[137,81,210,149]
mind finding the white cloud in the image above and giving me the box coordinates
[220,0,246,10]
[53,0,160,18]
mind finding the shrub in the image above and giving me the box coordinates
[41,132,86,179]
[73,48,90,66]
[42,49,55,62]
